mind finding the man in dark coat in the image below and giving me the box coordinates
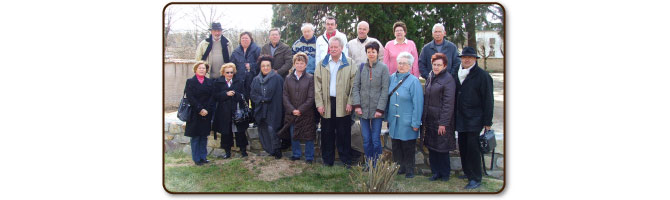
[422,53,457,181]
[418,23,461,79]
[212,67,249,159]
[251,55,285,159]
[261,28,293,78]
[453,46,494,189]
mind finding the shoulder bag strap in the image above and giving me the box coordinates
[388,73,410,98]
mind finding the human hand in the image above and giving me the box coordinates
[413,127,419,132]
[199,109,208,116]
[484,126,491,131]
[438,126,446,136]
[227,90,235,96]
[374,111,382,118]
[355,107,362,115]
[318,107,325,116]
[346,104,352,114]
[293,110,301,116]
[245,63,251,71]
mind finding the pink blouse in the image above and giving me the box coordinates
[383,39,421,78]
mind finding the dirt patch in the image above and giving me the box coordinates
[242,154,305,181]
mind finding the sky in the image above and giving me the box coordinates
[167,4,273,32]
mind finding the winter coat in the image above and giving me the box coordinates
[292,36,317,74]
[250,70,285,130]
[212,75,249,137]
[386,72,424,141]
[195,34,231,63]
[261,42,293,77]
[422,69,457,152]
[315,30,348,65]
[230,42,261,98]
[351,60,390,119]
[418,39,461,79]
[453,63,494,132]
[281,72,316,141]
[184,76,216,137]
[346,37,385,68]
[313,53,357,119]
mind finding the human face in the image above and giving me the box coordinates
[394,26,405,41]
[260,60,272,75]
[432,59,446,75]
[366,48,378,63]
[211,30,222,39]
[461,56,476,69]
[397,58,410,74]
[196,64,207,76]
[223,67,235,80]
[269,30,280,45]
[294,60,306,73]
[302,28,314,40]
[329,41,342,59]
[432,26,445,43]
[357,23,369,39]
[240,34,251,48]
[325,19,337,34]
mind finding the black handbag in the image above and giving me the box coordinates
[177,88,191,122]
[479,129,497,175]
[232,94,251,124]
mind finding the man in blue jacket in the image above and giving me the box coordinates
[292,23,317,74]
[418,23,461,79]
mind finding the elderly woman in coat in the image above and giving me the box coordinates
[282,52,316,164]
[386,51,424,178]
[212,63,249,159]
[184,61,216,166]
[352,42,389,164]
[251,54,285,159]
[230,31,261,98]
[422,53,456,181]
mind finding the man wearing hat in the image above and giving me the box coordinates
[453,46,494,189]
[195,22,231,79]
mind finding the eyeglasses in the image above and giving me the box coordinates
[224,72,234,74]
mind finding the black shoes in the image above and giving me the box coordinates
[218,153,231,159]
[195,161,204,166]
[441,176,450,182]
[290,156,300,161]
[200,159,210,164]
[429,174,442,181]
[405,173,414,178]
[240,151,248,157]
[397,168,405,175]
[464,180,481,189]
[274,150,283,159]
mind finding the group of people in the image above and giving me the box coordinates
[181,17,493,189]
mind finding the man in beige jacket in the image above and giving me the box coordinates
[314,36,357,167]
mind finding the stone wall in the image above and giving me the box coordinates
[164,60,197,110]
[477,57,504,73]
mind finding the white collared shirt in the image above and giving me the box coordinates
[226,78,233,87]
[328,55,342,97]
[458,64,473,84]
[392,38,407,45]
[294,70,302,80]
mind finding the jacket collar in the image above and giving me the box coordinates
[259,70,277,83]
[206,34,229,44]
[300,36,316,44]
[457,63,481,84]
[321,52,350,70]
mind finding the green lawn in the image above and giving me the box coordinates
[164,151,503,193]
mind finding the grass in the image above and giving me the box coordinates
[164,151,504,193]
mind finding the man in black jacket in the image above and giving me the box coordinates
[453,46,494,189]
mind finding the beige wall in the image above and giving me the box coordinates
[477,58,504,73]
[164,60,197,110]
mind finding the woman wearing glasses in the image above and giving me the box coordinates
[212,63,249,159]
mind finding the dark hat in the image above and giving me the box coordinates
[209,22,223,31]
[458,46,480,58]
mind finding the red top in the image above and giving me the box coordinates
[326,31,336,40]
[196,74,205,84]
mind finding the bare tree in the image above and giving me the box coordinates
[164,6,184,57]
[479,45,491,71]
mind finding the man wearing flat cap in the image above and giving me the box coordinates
[453,46,494,190]
[195,22,231,79]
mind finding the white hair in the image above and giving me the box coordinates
[357,21,369,29]
[396,51,414,65]
[328,36,345,48]
[432,23,445,33]
[301,23,315,31]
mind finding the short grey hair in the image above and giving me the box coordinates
[328,36,345,48]
[396,51,414,65]
[432,23,445,33]
[357,21,369,29]
[301,23,315,31]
